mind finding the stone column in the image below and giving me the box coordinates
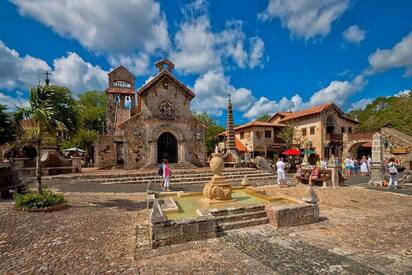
[148,142,157,166]
[71,157,82,173]
[369,132,385,186]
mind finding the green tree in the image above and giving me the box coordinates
[0,105,17,144]
[61,91,106,160]
[15,85,77,194]
[256,113,271,122]
[277,122,298,149]
[348,90,412,135]
[193,112,225,154]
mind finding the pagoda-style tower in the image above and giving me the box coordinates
[225,95,236,152]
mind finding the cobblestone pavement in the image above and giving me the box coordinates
[1,182,411,274]
[0,192,144,274]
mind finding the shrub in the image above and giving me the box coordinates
[14,191,66,210]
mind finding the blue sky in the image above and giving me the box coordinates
[0,0,411,125]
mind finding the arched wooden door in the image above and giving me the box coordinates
[157,132,178,163]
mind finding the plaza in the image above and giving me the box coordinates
[1,174,411,274]
[1,1,412,274]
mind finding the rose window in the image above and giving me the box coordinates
[159,102,175,120]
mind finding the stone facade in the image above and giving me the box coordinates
[95,59,205,169]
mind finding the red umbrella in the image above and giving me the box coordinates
[282,148,300,155]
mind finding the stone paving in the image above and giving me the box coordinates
[1,177,411,274]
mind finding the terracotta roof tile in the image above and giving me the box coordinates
[235,137,247,152]
[279,103,334,122]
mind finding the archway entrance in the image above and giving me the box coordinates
[157,132,178,163]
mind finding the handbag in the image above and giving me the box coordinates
[388,165,397,175]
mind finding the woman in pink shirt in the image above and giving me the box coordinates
[162,159,171,192]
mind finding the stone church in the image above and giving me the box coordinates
[95,59,206,169]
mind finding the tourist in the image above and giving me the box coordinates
[360,156,369,176]
[162,159,171,192]
[344,157,351,177]
[320,159,327,169]
[294,165,302,185]
[367,155,372,170]
[309,165,320,185]
[387,157,398,189]
[353,159,358,174]
[276,157,286,187]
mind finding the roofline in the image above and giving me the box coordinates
[108,65,135,79]
[137,70,195,99]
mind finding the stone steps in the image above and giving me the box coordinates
[102,175,276,185]
[44,167,259,180]
[88,170,273,182]
[83,169,272,182]
[218,217,269,231]
[214,210,268,223]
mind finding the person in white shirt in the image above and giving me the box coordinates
[276,158,286,187]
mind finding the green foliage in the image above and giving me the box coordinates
[193,112,225,154]
[61,128,97,155]
[60,91,106,158]
[348,90,412,135]
[14,84,78,195]
[256,113,271,122]
[76,90,107,132]
[14,85,78,137]
[277,122,298,148]
[0,104,17,144]
[14,191,66,210]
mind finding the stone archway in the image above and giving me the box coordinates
[157,132,178,163]
[347,141,372,159]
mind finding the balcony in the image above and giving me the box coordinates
[326,133,343,142]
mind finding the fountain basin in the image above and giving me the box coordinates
[148,186,319,248]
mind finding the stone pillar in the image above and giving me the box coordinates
[71,157,82,173]
[369,133,385,186]
[148,142,157,166]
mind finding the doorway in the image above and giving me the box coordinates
[157,132,178,163]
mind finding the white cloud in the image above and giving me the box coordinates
[349,98,373,111]
[0,41,51,90]
[394,89,411,97]
[244,75,366,119]
[171,14,266,74]
[52,52,107,94]
[366,31,412,76]
[0,41,107,96]
[249,37,266,68]
[259,0,349,41]
[11,0,169,55]
[343,25,366,44]
[171,16,220,74]
[308,75,366,106]
[191,70,254,116]
[0,91,28,109]
[108,53,151,76]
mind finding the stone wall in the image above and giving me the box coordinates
[265,204,319,228]
[95,135,117,169]
[149,200,217,248]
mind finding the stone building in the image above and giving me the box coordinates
[268,103,359,159]
[95,59,206,169]
[218,120,285,158]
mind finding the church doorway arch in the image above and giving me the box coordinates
[157,132,178,163]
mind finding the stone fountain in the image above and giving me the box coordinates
[203,153,233,202]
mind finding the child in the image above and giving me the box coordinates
[294,165,302,185]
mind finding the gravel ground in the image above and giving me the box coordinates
[1,180,411,274]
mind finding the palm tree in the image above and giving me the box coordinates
[15,85,77,194]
